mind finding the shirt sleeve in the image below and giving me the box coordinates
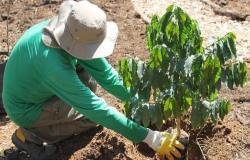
[41,66,148,143]
[78,58,131,102]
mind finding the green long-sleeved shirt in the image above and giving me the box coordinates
[2,20,148,143]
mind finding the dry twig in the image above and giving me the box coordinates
[195,125,208,160]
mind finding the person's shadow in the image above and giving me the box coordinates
[3,127,101,160]
[57,127,133,160]
[3,126,132,160]
[56,126,103,160]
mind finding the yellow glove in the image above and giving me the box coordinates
[157,132,184,160]
[143,129,185,160]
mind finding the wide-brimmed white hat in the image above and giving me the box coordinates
[42,0,118,60]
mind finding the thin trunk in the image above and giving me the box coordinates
[176,118,181,138]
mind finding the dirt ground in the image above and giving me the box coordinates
[209,0,250,21]
[211,0,250,15]
[0,0,250,160]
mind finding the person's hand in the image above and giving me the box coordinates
[157,131,185,160]
[143,129,185,160]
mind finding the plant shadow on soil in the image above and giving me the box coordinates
[135,119,231,160]
[187,121,234,160]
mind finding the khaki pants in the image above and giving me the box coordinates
[21,68,97,144]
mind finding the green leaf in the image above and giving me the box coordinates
[175,84,192,114]
[185,96,192,107]
[239,62,248,87]
[137,60,145,80]
[224,32,237,59]
[138,81,151,101]
[233,63,241,87]
[147,15,160,51]
[159,5,203,59]
[209,100,221,123]
[203,55,221,83]
[155,103,163,129]
[172,97,182,118]
[130,101,143,124]
[150,45,163,69]
[219,100,231,120]
[211,32,237,64]
[118,58,132,88]
[149,104,158,124]
[160,5,174,35]
[200,55,221,100]
[124,102,132,118]
[226,65,234,89]
[163,98,173,119]
[191,100,210,128]
[138,66,152,101]
[142,104,150,127]
[209,91,219,101]
[184,55,197,76]
[202,99,231,123]
[188,55,203,91]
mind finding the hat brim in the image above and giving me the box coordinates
[43,17,118,60]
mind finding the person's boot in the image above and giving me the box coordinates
[12,128,57,160]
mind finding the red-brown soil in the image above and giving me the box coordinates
[211,0,250,13]
[0,0,249,160]
[210,0,250,20]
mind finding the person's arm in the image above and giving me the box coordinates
[41,66,147,143]
[78,58,131,102]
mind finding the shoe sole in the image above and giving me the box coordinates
[12,133,57,160]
